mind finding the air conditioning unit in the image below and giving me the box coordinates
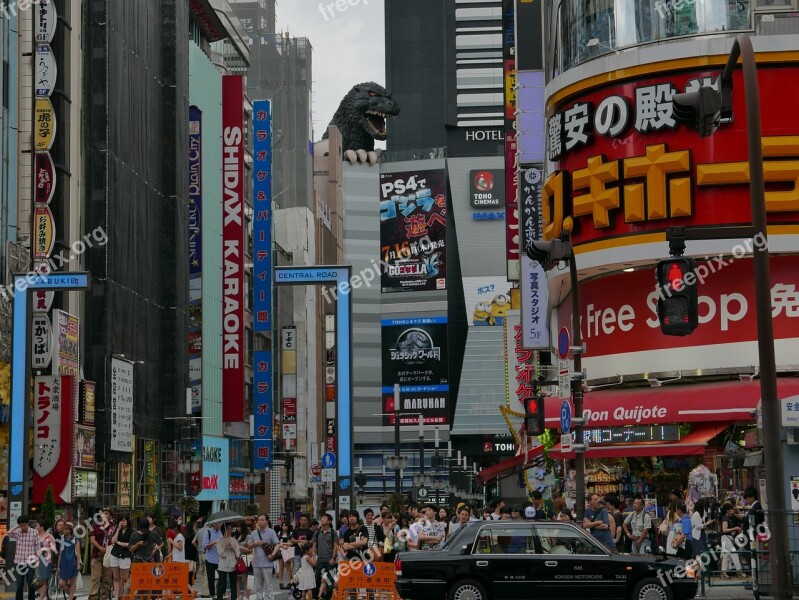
[755,12,799,34]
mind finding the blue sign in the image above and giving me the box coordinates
[321,452,336,469]
[275,268,350,285]
[253,350,273,470]
[558,327,570,360]
[252,100,272,334]
[560,400,572,434]
[195,436,230,502]
[363,562,376,577]
[14,272,90,291]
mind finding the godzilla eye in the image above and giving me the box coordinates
[368,92,377,97]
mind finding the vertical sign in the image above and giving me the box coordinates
[519,165,550,349]
[110,358,134,452]
[281,326,298,450]
[253,351,273,470]
[188,106,203,415]
[32,375,73,504]
[252,100,272,334]
[222,75,245,422]
[503,0,520,280]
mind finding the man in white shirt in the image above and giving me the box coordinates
[407,508,423,551]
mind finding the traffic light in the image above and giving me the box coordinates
[525,239,572,272]
[656,257,699,336]
[524,395,546,436]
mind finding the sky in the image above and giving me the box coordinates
[275,0,386,140]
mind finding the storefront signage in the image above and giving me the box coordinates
[35,153,56,204]
[781,395,799,427]
[34,0,57,43]
[74,425,96,469]
[470,170,505,208]
[252,100,272,333]
[196,436,229,501]
[118,462,132,507]
[379,169,447,292]
[35,44,57,97]
[33,375,60,476]
[110,357,134,452]
[31,315,52,369]
[188,107,202,415]
[545,68,799,246]
[253,350,273,469]
[73,471,98,498]
[53,310,79,375]
[455,433,517,457]
[33,205,55,259]
[34,98,56,151]
[32,290,54,313]
[221,75,245,422]
[506,312,536,415]
[79,380,96,426]
[519,165,549,349]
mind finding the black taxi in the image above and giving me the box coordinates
[394,521,698,600]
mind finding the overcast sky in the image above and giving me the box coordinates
[275,0,385,140]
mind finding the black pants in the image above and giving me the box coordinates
[216,570,236,600]
[205,560,218,597]
[16,567,35,600]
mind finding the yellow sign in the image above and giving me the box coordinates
[34,98,56,151]
[127,562,190,597]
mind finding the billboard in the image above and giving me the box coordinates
[196,436,230,501]
[252,100,272,334]
[222,75,245,422]
[463,277,513,327]
[32,375,74,504]
[188,106,202,415]
[110,357,134,452]
[519,165,550,349]
[470,169,505,208]
[381,317,449,426]
[379,168,447,292]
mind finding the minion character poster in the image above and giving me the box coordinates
[379,168,448,293]
[381,317,449,426]
[463,277,512,326]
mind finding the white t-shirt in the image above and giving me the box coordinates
[691,511,705,540]
[172,533,186,562]
[407,521,421,550]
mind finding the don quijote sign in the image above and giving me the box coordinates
[543,67,799,247]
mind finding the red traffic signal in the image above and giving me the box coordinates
[656,257,699,336]
[524,395,546,436]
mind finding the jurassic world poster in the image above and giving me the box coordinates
[381,317,449,426]
[379,168,448,293]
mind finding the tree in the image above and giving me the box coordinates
[388,492,406,515]
[42,485,57,529]
[152,501,165,529]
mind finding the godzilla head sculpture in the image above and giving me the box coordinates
[323,82,400,164]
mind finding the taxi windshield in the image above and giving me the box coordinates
[441,523,469,551]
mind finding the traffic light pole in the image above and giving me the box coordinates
[568,251,586,523]
[668,34,791,600]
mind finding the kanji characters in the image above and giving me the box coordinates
[634,84,677,133]
[548,113,563,160]
[623,144,691,221]
[772,284,799,318]
[563,103,592,151]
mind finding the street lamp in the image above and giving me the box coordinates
[670,34,791,600]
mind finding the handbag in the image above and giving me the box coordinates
[256,530,274,557]
[235,556,248,575]
[659,512,670,535]
[102,548,112,568]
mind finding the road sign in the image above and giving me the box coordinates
[560,400,572,434]
[322,468,336,483]
[558,359,571,398]
[557,327,570,360]
[339,495,351,510]
[561,433,574,452]
[321,452,336,469]
[311,464,322,478]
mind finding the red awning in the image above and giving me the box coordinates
[550,421,729,460]
[476,444,545,485]
[545,379,799,428]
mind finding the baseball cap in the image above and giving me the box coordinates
[524,506,536,519]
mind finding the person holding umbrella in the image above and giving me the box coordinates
[216,525,241,600]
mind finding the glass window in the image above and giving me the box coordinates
[474,527,536,555]
[535,526,607,555]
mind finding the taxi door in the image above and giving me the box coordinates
[534,524,627,599]
[471,525,541,599]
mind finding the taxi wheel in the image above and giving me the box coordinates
[449,579,489,600]
[631,578,673,600]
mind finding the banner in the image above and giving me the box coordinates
[253,350,273,470]
[503,0,520,280]
[381,317,449,426]
[188,106,202,415]
[32,375,73,504]
[222,75,245,421]
[462,277,513,326]
[519,165,550,349]
[252,100,272,334]
[379,168,447,292]
[53,310,79,375]
[110,357,134,452]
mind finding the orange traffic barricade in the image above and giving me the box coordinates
[332,560,399,600]
[125,561,195,600]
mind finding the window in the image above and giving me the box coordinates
[535,526,607,555]
[474,527,536,555]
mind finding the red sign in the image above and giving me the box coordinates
[558,256,799,358]
[505,133,520,278]
[311,464,322,477]
[35,152,55,204]
[325,384,335,402]
[229,477,251,494]
[546,66,799,247]
[32,375,73,503]
[222,75,245,422]
[282,397,297,423]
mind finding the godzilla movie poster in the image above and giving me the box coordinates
[379,168,447,293]
[381,317,449,427]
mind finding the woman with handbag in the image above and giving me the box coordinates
[233,522,252,600]
[216,524,241,600]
